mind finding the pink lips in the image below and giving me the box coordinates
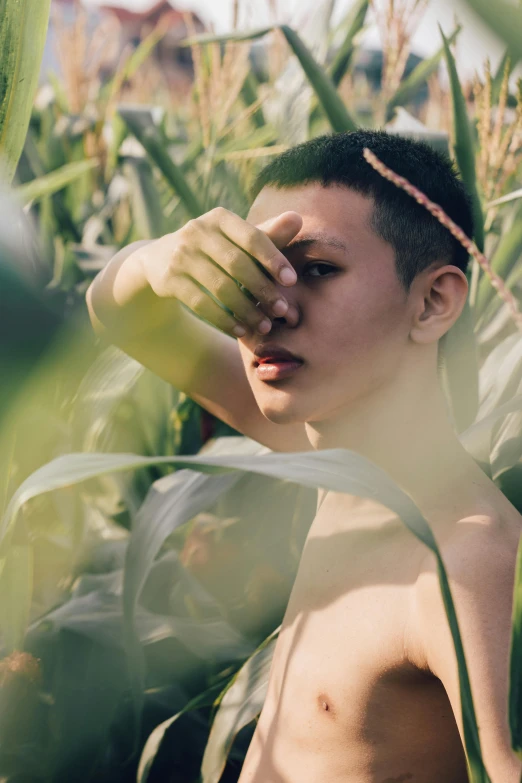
[255,360,304,381]
[253,343,305,382]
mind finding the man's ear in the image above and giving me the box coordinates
[409,264,469,345]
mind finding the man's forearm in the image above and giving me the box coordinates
[86,240,183,343]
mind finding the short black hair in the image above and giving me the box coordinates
[249,129,474,293]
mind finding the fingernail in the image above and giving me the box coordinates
[233,325,246,337]
[258,318,272,334]
[280,267,297,285]
[272,298,289,316]
[287,305,299,322]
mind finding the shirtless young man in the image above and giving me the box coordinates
[86,130,522,782]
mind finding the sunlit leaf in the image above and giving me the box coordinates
[509,534,522,758]
[118,106,204,218]
[328,0,368,87]
[280,25,358,132]
[0,544,32,652]
[14,159,99,205]
[439,25,484,252]
[201,629,278,783]
[137,683,224,783]
[122,156,166,239]
[0,0,52,184]
[386,25,461,120]
[486,189,522,210]
[475,202,522,317]
[2,435,505,779]
[464,0,522,63]
[181,24,358,133]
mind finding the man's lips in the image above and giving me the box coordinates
[253,343,304,366]
[253,344,304,381]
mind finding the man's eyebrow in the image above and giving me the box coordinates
[283,232,350,255]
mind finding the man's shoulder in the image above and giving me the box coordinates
[420,501,521,586]
[405,501,522,672]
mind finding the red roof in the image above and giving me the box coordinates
[99,1,199,24]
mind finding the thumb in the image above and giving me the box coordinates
[257,211,303,250]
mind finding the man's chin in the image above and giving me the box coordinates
[258,400,309,427]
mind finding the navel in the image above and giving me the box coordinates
[317,692,335,716]
[381,773,413,783]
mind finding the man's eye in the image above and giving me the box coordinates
[303,262,336,278]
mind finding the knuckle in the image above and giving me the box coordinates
[189,292,206,312]
[223,248,242,275]
[258,282,274,300]
[182,219,198,237]
[241,226,259,255]
[213,275,229,296]
[175,240,192,257]
[210,206,227,221]
[265,249,282,267]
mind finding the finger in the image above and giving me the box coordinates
[205,207,301,287]
[174,273,260,339]
[195,233,291,322]
[255,210,303,253]
[177,251,274,334]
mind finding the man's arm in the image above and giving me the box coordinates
[86,241,311,453]
[411,519,522,783]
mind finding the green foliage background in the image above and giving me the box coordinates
[1,0,522,781]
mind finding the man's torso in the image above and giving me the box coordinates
[238,477,521,783]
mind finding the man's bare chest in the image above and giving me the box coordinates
[269,496,427,719]
[251,495,468,781]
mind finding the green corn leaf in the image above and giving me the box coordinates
[122,156,166,239]
[216,124,278,157]
[181,26,274,47]
[137,682,225,783]
[491,46,518,103]
[509,534,522,757]
[308,0,368,132]
[386,25,461,121]
[279,25,358,132]
[486,189,522,210]
[14,158,99,205]
[4,429,514,780]
[475,201,522,317]
[440,298,480,434]
[181,24,358,133]
[465,0,522,63]
[0,544,32,652]
[123,468,246,758]
[106,110,128,180]
[0,0,52,184]
[201,630,279,783]
[239,70,266,129]
[118,106,204,218]
[438,26,482,434]
[328,0,368,87]
[439,25,484,253]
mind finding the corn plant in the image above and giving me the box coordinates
[1,0,522,781]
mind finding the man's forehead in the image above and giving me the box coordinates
[283,230,351,255]
[247,183,373,239]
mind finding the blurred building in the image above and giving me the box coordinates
[99,1,205,77]
[41,0,207,91]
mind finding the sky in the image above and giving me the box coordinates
[81,0,508,78]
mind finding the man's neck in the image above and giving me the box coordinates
[305,364,488,520]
